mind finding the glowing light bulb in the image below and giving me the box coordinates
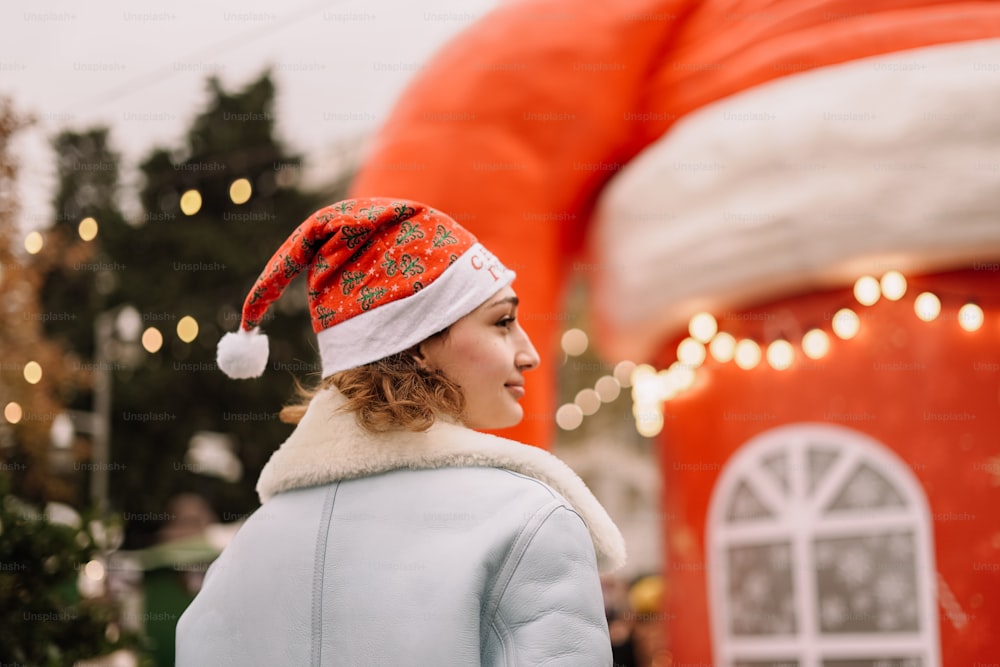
[78,217,98,241]
[766,340,794,370]
[613,361,636,388]
[177,316,199,343]
[595,376,621,402]
[229,178,252,205]
[180,189,202,216]
[24,231,43,254]
[853,275,881,306]
[880,271,907,301]
[688,312,718,343]
[914,292,941,322]
[832,308,860,339]
[4,402,23,424]
[574,389,601,416]
[709,332,736,363]
[142,327,163,353]
[23,361,42,385]
[958,303,984,332]
[556,404,584,430]
[561,328,588,356]
[802,329,830,360]
[734,340,761,370]
[676,337,706,368]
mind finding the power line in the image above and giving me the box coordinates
[80,0,335,108]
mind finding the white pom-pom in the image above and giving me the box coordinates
[216,328,269,379]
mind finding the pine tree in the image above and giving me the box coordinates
[35,72,333,549]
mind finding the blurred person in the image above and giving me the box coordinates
[175,197,626,666]
[628,575,670,667]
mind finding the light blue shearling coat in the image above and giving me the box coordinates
[176,389,626,666]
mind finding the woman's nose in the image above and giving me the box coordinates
[515,331,540,371]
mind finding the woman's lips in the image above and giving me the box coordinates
[505,385,525,399]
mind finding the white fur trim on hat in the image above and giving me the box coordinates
[317,243,515,376]
[217,328,270,379]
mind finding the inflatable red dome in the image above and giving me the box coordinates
[350,1,1000,663]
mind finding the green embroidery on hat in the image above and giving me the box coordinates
[391,202,416,222]
[283,255,305,279]
[398,253,424,278]
[358,286,387,311]
[433,224,458,247]
[358,204,386,221]
[313,254,331,274]
[341,225,371,249]
[381,252,398,277]
[340,270,366,295]
[394,220,425,246]
[314,304,337,327]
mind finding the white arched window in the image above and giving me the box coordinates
[707,423,939,667]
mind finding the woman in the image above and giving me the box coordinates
[176,197,626,666]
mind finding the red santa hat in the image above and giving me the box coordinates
[217,197,515,379]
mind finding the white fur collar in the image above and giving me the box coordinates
[257,389,626,572]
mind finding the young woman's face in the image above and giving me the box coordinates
[418,286,540,430]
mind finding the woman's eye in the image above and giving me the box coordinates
[497,316,515,329]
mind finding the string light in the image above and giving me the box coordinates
[766,340,794,370]
[23,361,42,385]
[78,217,98,242]
[595,376,621,402]
[574,389,601,416]
[709,332,736,363]
[180,189,202,216]
[621,268,990,435]
[734,339,761,370]
[880,271,907,301]
[914,292,941,322]
[613,361,636,388]
[802,329,830,360]
[556,404,584,431]
[142,327,163,353]
[177,316,199,343]
[832,308,860,339]
[958,303,984,332]
[676,337,706,368]
[24,231,43,254]
[4,402,23,424]
[853,275,881,306]
[561,328,588,356]
[688,312,718,343]
[229,178,252,205]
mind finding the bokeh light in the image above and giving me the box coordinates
[177,316,199,343]
[958,303,984,332]
[561,328,588,356]
[832,308,860,339]
[78,217,98,242]
[914,292,941,322]
[23,361,42,384]
[853,275,881,306]
[802,329,830,360]
[4,402,23,424]
[142,327,163,353]
[880,270,907,301]
[229,178,252,205]
[688,312,718,343]
[709,332,736,363]
[24,231,43,254]
[180,189,202,216]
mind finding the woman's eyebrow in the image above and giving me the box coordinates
[487,296,519,309]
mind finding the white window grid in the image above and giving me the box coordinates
[706,423,940,667]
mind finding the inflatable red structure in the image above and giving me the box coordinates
[350,1,1000,663]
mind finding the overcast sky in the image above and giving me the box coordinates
[2,0,499,232]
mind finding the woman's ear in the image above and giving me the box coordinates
[408,343,431,371]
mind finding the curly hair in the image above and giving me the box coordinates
[279,340,465,433]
